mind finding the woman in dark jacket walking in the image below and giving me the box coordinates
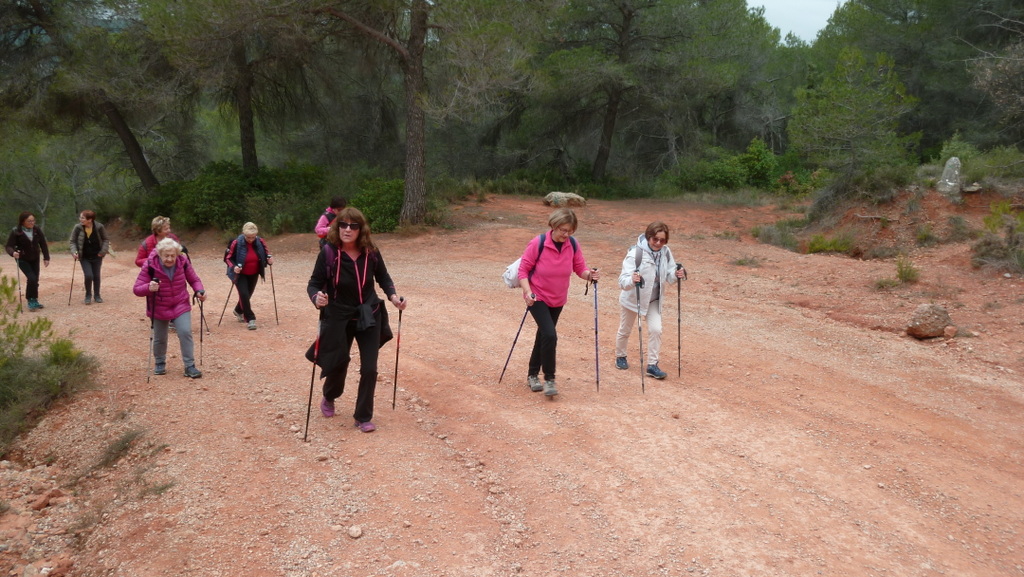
[224,222,273,330]
[306,207,407,433]
[5,211,51,310]
[69,210,111,304]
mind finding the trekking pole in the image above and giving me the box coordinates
[217,276,237,327]
[304,331,321,443]
[676,263,685,377]
[68,258,76,306]
[14,257,23,312]
[586,272,599,392]
[392,298,404,410]
[269,264,279,325]
[145,279,158,383]
[193,291,206,366]
[498,297,533,384]
[635,271,645,394]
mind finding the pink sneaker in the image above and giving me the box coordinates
[320,397,335,418]
[355,421,376,433]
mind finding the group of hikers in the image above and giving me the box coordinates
[5,200,685,434]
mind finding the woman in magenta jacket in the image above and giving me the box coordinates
[133,238,207,378]
[516,208,600,397]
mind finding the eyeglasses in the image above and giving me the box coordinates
[338,222,361,230]
[650,236,667,244]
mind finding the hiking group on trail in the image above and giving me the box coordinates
[4,203,689,434]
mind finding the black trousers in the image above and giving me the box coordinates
[79,257,103,297]
[322,319,380,423]
[17,258,41,300]
[232,273,260,321]
[528,301,563,381]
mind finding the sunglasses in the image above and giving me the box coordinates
[337,221,361,230]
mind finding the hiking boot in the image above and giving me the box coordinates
[320,397,335,418]
[615,356,628,370]
[84,296,92,305]
[93,296,103,304]
[234,310,245,323]
[528,375,543,392]
[27,299,43,310]
[153,364,166,376]
[646,364,667,379]
[355,420,376,433]
[247,320,257,330]
[543,379,558,397]
[184,365,203,379]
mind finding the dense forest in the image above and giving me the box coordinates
[1,0,1022,234]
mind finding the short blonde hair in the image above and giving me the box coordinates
[151,216,171,236]
[242,222,258,235]
[547,208,578,233]
[155,237,182,256]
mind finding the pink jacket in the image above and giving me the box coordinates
[517,233,589,307]
[133,252,205,321]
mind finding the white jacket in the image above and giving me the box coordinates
[617,234,681,315]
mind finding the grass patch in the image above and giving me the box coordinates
[732,255,762,267]
[714,231,740,240]
[95,430,144,469]
[806,232,854,254]
[896,255,920,283]
[752,217,805,251]
[874,278,902,289]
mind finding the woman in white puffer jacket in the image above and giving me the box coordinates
[615,222,687,379]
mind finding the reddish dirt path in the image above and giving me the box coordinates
[2,194,1023,576]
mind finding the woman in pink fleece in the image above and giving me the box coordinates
[134,238,207,378]
[516,208,600,397]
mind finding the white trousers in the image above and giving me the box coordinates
[615,301,662,366]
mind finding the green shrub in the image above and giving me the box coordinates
[1,270,96,456]
[896,255,920,283]
[874,277,901,289]
[702,155,748,190]
[973,202,1024,272]
[807,232,854,254]
[752,218,804,251]
[915,224,938,247]
[351,178,405,233]
[945,216,975,242]
[740,138,779,190]
[937,132,981,166]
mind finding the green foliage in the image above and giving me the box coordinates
[752,218,805,251]
[143,162,328,233]
[965,146,1024,183]
[351,179,405,234]
[95,430,144,469]
[973,202,1024,272]
[983,201,1024,234]
[945,216,975,242]
[896,255,920,283]
[806,232,854,254]
[790,47,919,190]
[1,269,97,456]
[937,132,981,165]
[874,277,901,289]
[740,138,779,189]
[915,224,938,247]
[732,255,762,267]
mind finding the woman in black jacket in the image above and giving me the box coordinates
[5,211,50,310]
[306,207,407,433]
[69,210,111,304]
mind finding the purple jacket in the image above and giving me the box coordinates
[133,252,205,321]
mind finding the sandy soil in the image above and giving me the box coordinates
[1,193,1023,577]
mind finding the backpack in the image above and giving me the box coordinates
[318,210,337,248]
[502,233,577,288]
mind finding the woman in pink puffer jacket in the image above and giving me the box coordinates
[134,238,207,378]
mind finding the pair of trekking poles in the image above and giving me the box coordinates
[499,264,686,393]
[216,265,279,327]
[302,297,405,443]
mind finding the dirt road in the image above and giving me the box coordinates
[2,195,1023,576]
